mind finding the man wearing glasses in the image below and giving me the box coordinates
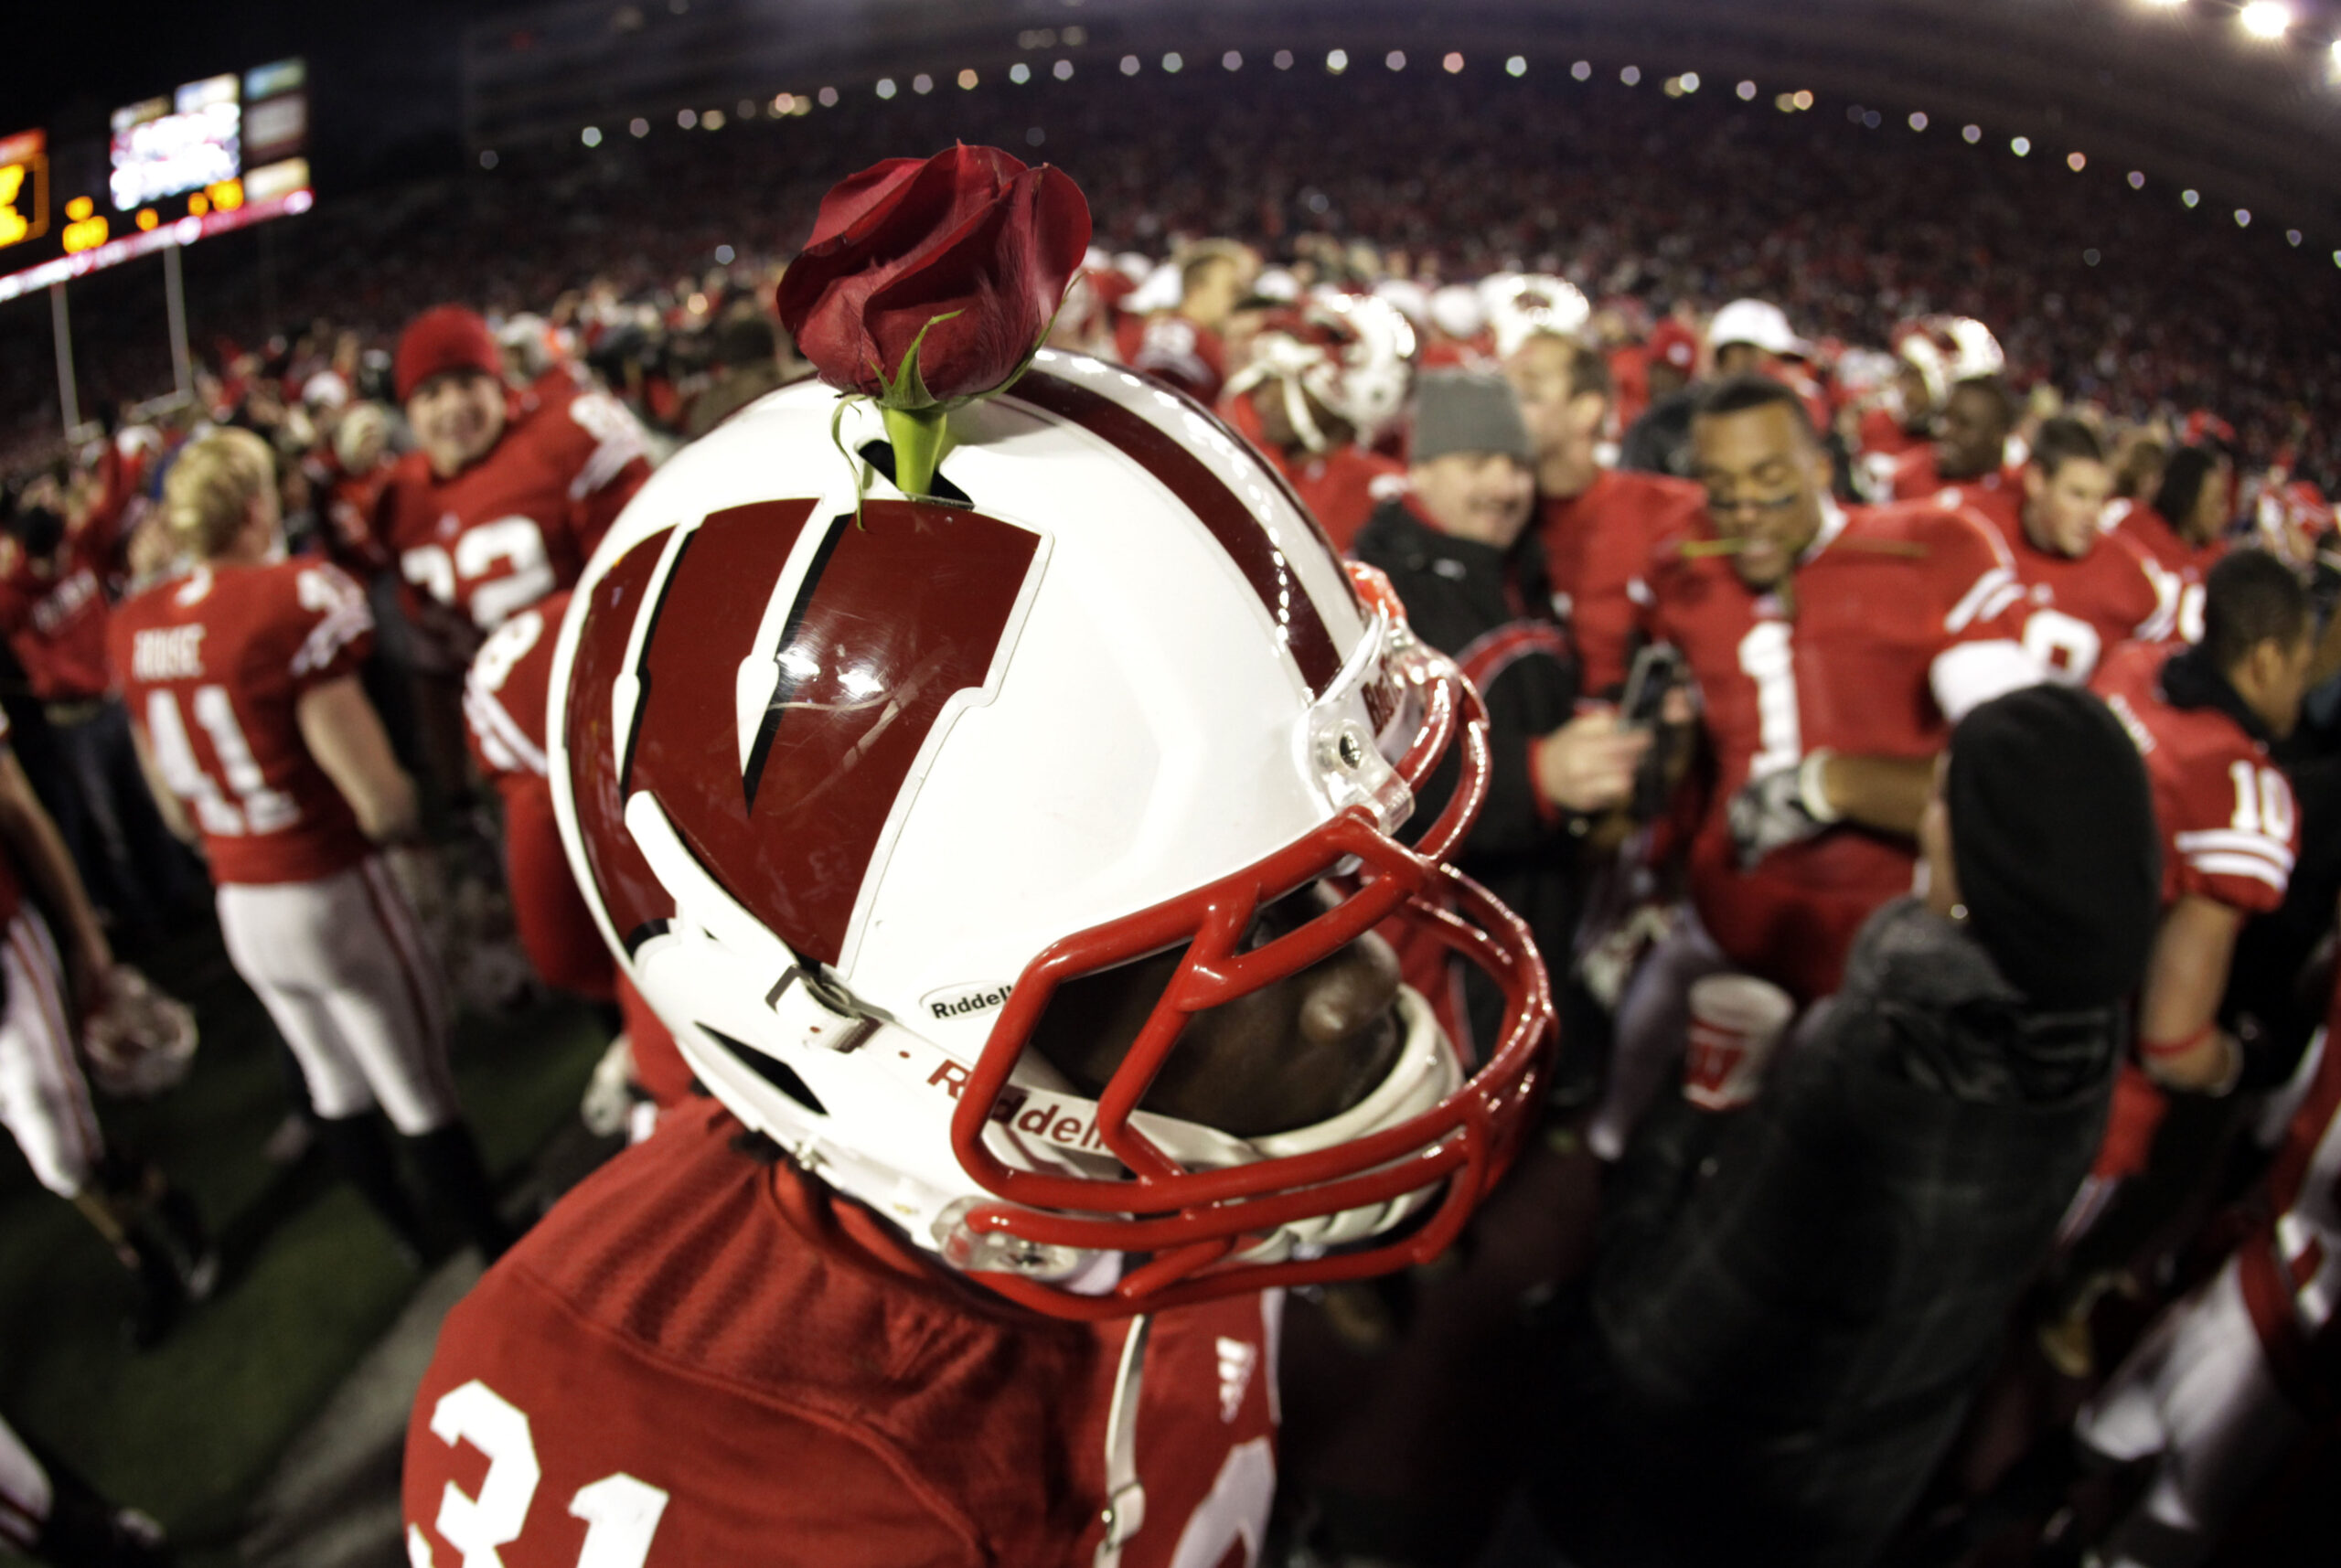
[1588,376,2043,1156]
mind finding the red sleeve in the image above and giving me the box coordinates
[403,1264,986,1568]
[1573,483,1700,696]
[555,390,653,567]
[2169,754,2296,915]
[283,562,376,695]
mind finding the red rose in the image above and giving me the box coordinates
[777,145,1092,404]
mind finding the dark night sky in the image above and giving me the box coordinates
[13,0,546,188]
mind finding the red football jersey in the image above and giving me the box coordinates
[371,384,649,633]
[1647,499,2032,1000]
[462,592,618,1004]
[1217,395,1406,552]
[1964,489,2174,682]
[109,560,375,885]
[2090,641,2295,915]
[1534,466,1705,695]
[1855,406,1925,462]
[0,526,117,703]
[2107,499,2227,644]
[403,1101,1281,1568]
[1127,315,1229,406]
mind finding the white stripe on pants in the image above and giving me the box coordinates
[2077,1257,2307,1566]
[0,1412,51,1550]
[218,856,458,1136]
[0,905,102,1198]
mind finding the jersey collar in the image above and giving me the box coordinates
[1801,495,1851,565]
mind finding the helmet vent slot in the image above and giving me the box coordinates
[701,1024,829,1116]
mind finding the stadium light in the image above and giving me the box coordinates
[1386,51,1406,70]
[1737,80,1758,100]
[1620,65,1642,85]
[1962,123,1982,143]
[2084,249,2100,265]
[715,245,734,263]
[2239,2,2290,39]
[1793,90,1813,109]
[479,150,498,168]
[1053,59,1074,80]
[1274,50,1294,69]
[2289,228,2304,245]
[958,69,978,90]
[679,107,699,124]
[1224,51,1243,70]
[911,74,933,94]
[1572,60,1592,80]
[1162,53,1183,73]
[702,108,725,128]
[1010,62,1032,83]
[1909,111,1928,130]
[2236,208,2251,226]
[1508,56,1528,77]
[1327,48,1349,73]
[2128,170,2145,187]
[2182,188,2200,207]
[1682,72,1700,91]
[581,126,602,146]
[2067,151,2085,171]
[1444,53,1465,74]
[630,118,648,136]
[818,87,838,106]
[2011,135,2031,155]
[1120,55,1139,75]
[873,80,894,100]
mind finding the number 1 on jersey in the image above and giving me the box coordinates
[1737,621,1801,778]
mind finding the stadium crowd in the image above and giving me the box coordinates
[0,61,2336,1568]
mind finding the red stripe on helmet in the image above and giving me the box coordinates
[1010,367,1346,697]
[628,497,1040,969]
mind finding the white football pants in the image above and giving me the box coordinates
[218,856,457,1136]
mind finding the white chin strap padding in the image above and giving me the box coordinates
[1245,984,1461,1253]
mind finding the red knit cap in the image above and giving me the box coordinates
[395,305,503,403]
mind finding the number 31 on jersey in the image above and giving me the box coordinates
[411,1381,668,1568]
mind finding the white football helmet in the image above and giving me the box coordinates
[1893,315,2005,409]
[81,965,198,1099]
[1223,292,1418,453]
[1481,273,1592,358]
[550,353,1551,1318]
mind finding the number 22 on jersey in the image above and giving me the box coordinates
[412,1381,668,1568]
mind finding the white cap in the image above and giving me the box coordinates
[301,370,350,411]
[1707,298,1809,358]
[1127,260,1184,315]
[1253,267,1303,302]
[1427,283,1486,339]
[1372,278,1430,325]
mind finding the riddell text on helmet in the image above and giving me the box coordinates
[926,1059,1111,1152]
[922,982,1015,1020]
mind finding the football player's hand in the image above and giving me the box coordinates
[1728,751,1838,869]
[1534,713,1652,816]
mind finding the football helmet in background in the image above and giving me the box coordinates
[1893,315,2006,409]
[81,965,198,1100]
[1480,272,1593,359]
[1223,292,1418,453]
[549,353,1552,1318]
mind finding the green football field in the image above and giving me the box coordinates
[0,922,609,1565]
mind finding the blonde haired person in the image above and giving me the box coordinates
[115,430,514,1262]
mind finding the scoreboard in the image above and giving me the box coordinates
[0,58,311,304]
